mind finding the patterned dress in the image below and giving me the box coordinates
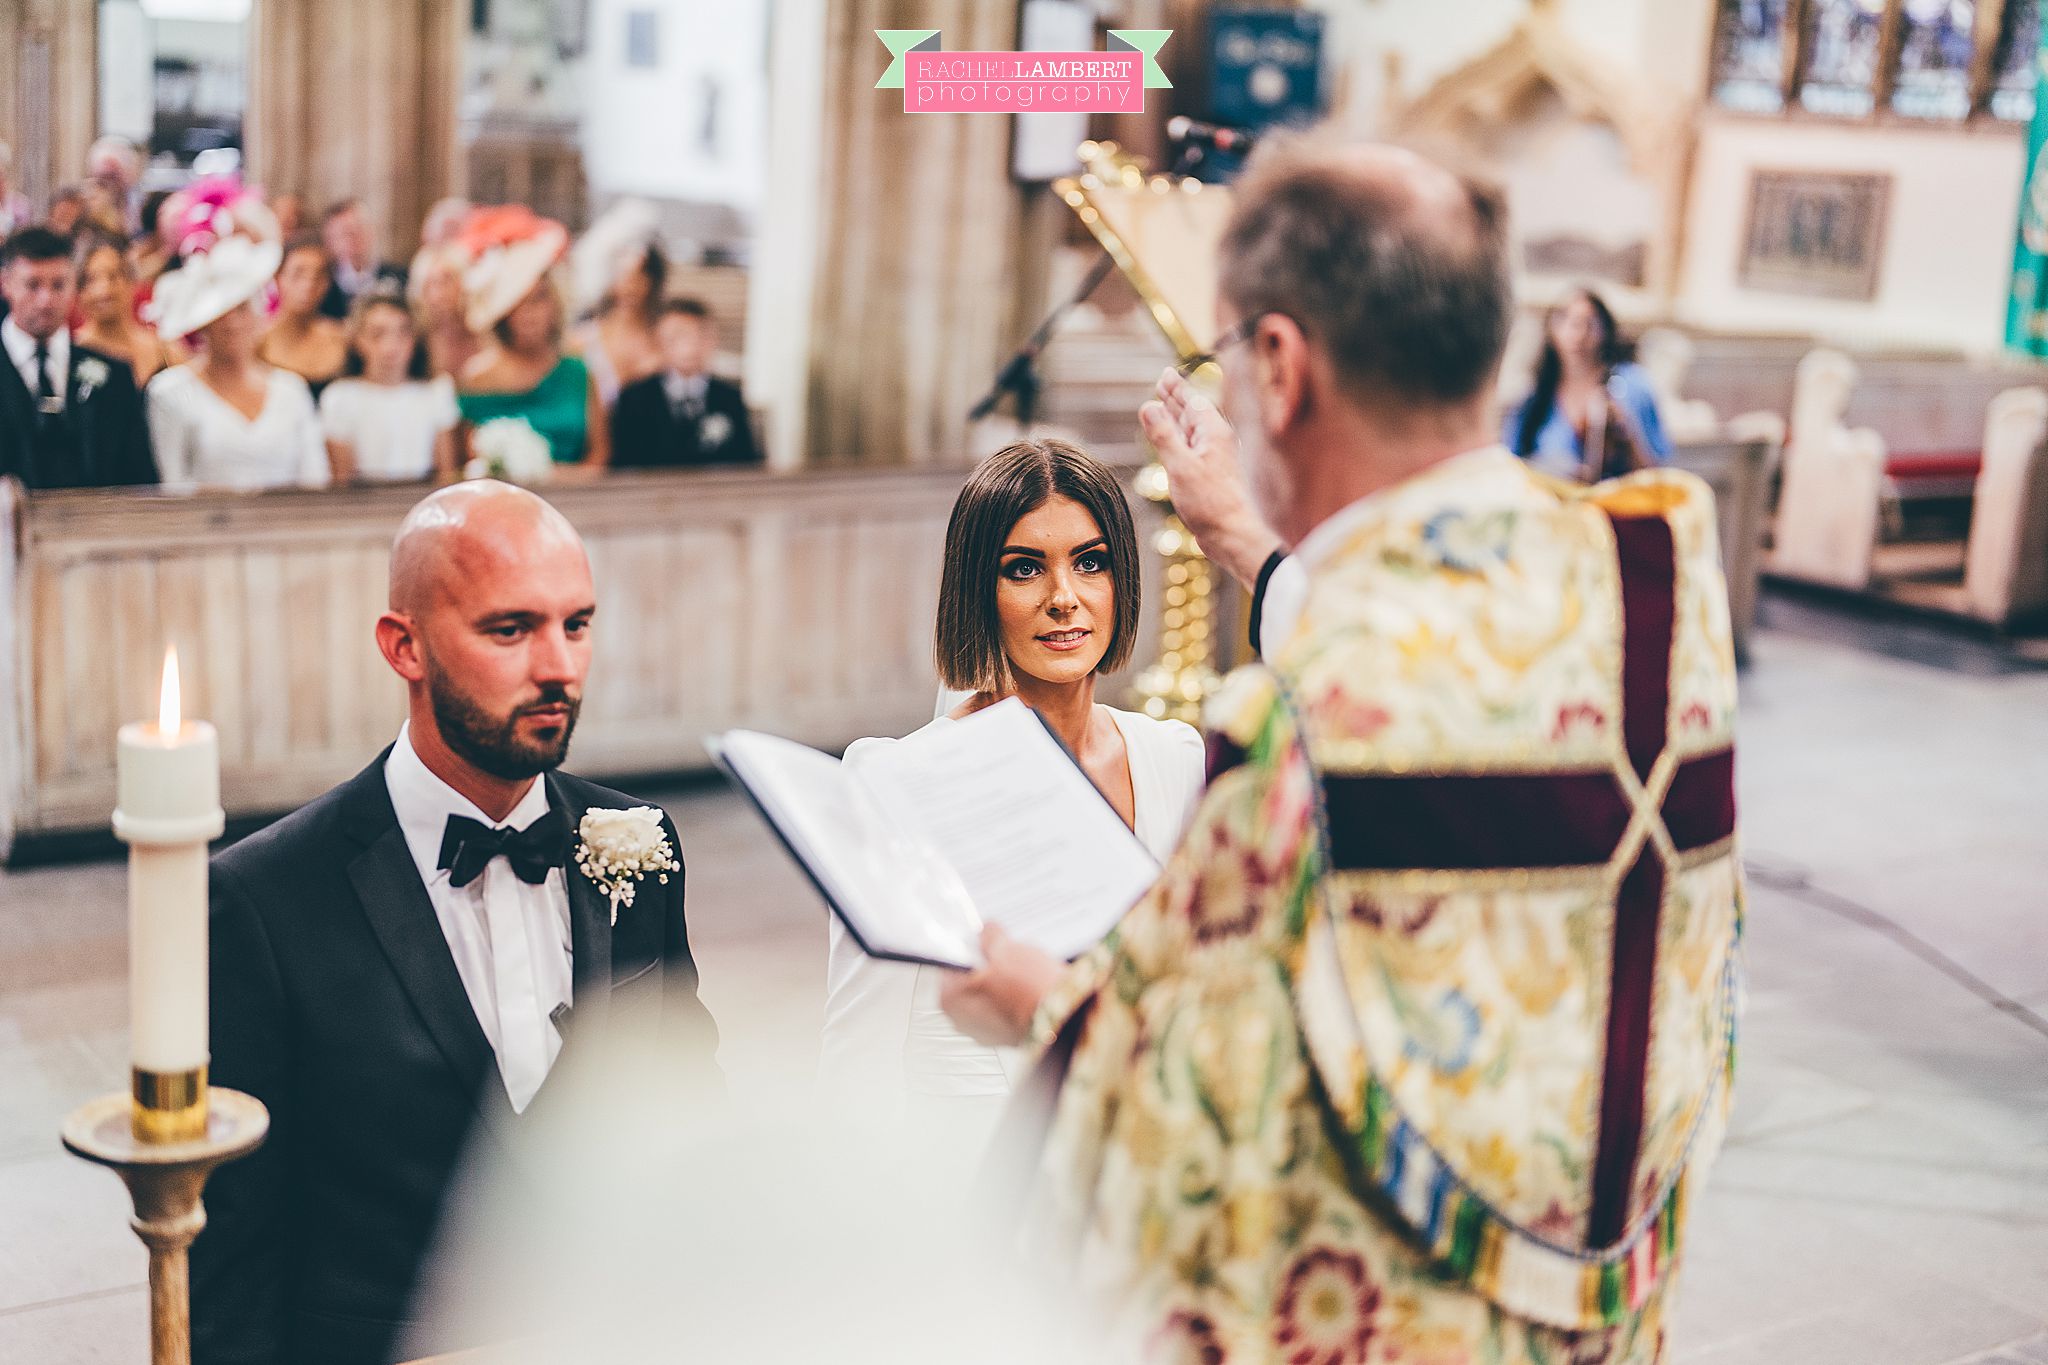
[1015,448,1744,1364]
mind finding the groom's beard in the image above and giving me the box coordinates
[425,660,581,781]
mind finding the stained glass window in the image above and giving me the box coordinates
[1892,0,1977,119]
[1992,0,2044,121]
[1712,0,1791,111]
[1799,0,1888,116]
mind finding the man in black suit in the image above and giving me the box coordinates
[610,298,763,469]
[0,226,157,489]
[191,481,720,1365]
[318,198,408,320]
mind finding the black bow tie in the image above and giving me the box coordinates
[437,809,569,889]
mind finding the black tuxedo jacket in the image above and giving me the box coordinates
[610,373,763,469]
[320,262,409,321]
[190,755,720,1365]
[0,340,158,489]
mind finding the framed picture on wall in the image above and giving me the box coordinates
[1738,170,1891,301]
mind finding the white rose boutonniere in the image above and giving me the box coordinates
[575,806,680,925]
[74,357,109,403]
[697,411,732,449]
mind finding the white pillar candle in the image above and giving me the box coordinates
[113,648,224,1079]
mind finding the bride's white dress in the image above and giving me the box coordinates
[818,704,1204,1146]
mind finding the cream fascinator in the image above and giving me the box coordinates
[568,198,661,317]
[456,205,570,334]
[147,175,284,339]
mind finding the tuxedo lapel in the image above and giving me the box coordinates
[340,758,516,1138]
[547,776,615,1041]
[0,352,37,468]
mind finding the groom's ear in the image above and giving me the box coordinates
[374,611,427,684]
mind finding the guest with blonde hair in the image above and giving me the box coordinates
[74,234,187,389]
[455,206,608,471]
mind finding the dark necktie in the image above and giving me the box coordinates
[437,808,569,889]
[32,340,59,412]
[28,340,68,485]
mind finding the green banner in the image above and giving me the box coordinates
[2007,31,2048,355]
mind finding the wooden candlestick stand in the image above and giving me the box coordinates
[62,1088,269,1365]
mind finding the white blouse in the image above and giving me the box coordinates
[319,376,458,482]
[147,364,329,490]
[819,705,1205,1134]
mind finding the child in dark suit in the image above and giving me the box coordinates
[609,298,763,469]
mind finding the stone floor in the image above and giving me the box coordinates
[3,595,2045,1362]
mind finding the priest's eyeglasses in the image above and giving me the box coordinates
[1175,311,1270,377]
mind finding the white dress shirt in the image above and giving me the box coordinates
[384,724,574,1113]
[2,316,68,410]
[661,370,709,415]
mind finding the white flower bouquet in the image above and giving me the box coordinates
[464,417,555,485]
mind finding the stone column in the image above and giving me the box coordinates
[803,0,1029,466]
[246,0,465,257]
[3,0,98,212]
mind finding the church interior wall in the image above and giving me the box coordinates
[1677,114,2025,353]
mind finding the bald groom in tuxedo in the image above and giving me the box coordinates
[191,481,719,1365]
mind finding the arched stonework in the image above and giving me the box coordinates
[1390,12,1696,305]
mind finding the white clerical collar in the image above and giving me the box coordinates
[385,723,551,888]
[1289,444,1511,573]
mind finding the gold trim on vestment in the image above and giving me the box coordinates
[1326,864,1612,896]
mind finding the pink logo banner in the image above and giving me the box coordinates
[904,50,1145,113]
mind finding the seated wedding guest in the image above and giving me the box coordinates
[133,190,178,280]
[148,230,329,489]
[568,198,666,407]
[942,135,1742,1361]
[821,438,1202,1157]
[0,226,157,488]
[456,206,609,471]
[44,185,87,238]
[75,234,187,388]
[259,234,349,398]
[410,241,478,379]
[270,190,306,240]
[86,134,143,234]
[0,142,30,237]
[318,197,406,320]
[191,479,720,1365]
[321,294,460,485]
[610,299,762,469]
[1504,286,1670,483]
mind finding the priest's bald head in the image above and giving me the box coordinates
[375,480,595,815]
[1210,135,1513,546]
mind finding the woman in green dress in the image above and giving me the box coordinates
[453,206,610,473]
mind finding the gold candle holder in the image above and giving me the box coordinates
[1130,460,1223,725]
[63,1088,269,1365]
[132,1065,210,1144]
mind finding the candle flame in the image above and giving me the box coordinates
[158,645,181,735]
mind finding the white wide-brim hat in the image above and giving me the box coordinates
[569,197,660,316]
[148,234,283,340]
[460,210,571,334]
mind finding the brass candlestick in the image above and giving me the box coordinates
[1130,460,1222,724]
[62,1088,269,1365]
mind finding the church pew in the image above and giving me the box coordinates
[0,463,1176,857]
